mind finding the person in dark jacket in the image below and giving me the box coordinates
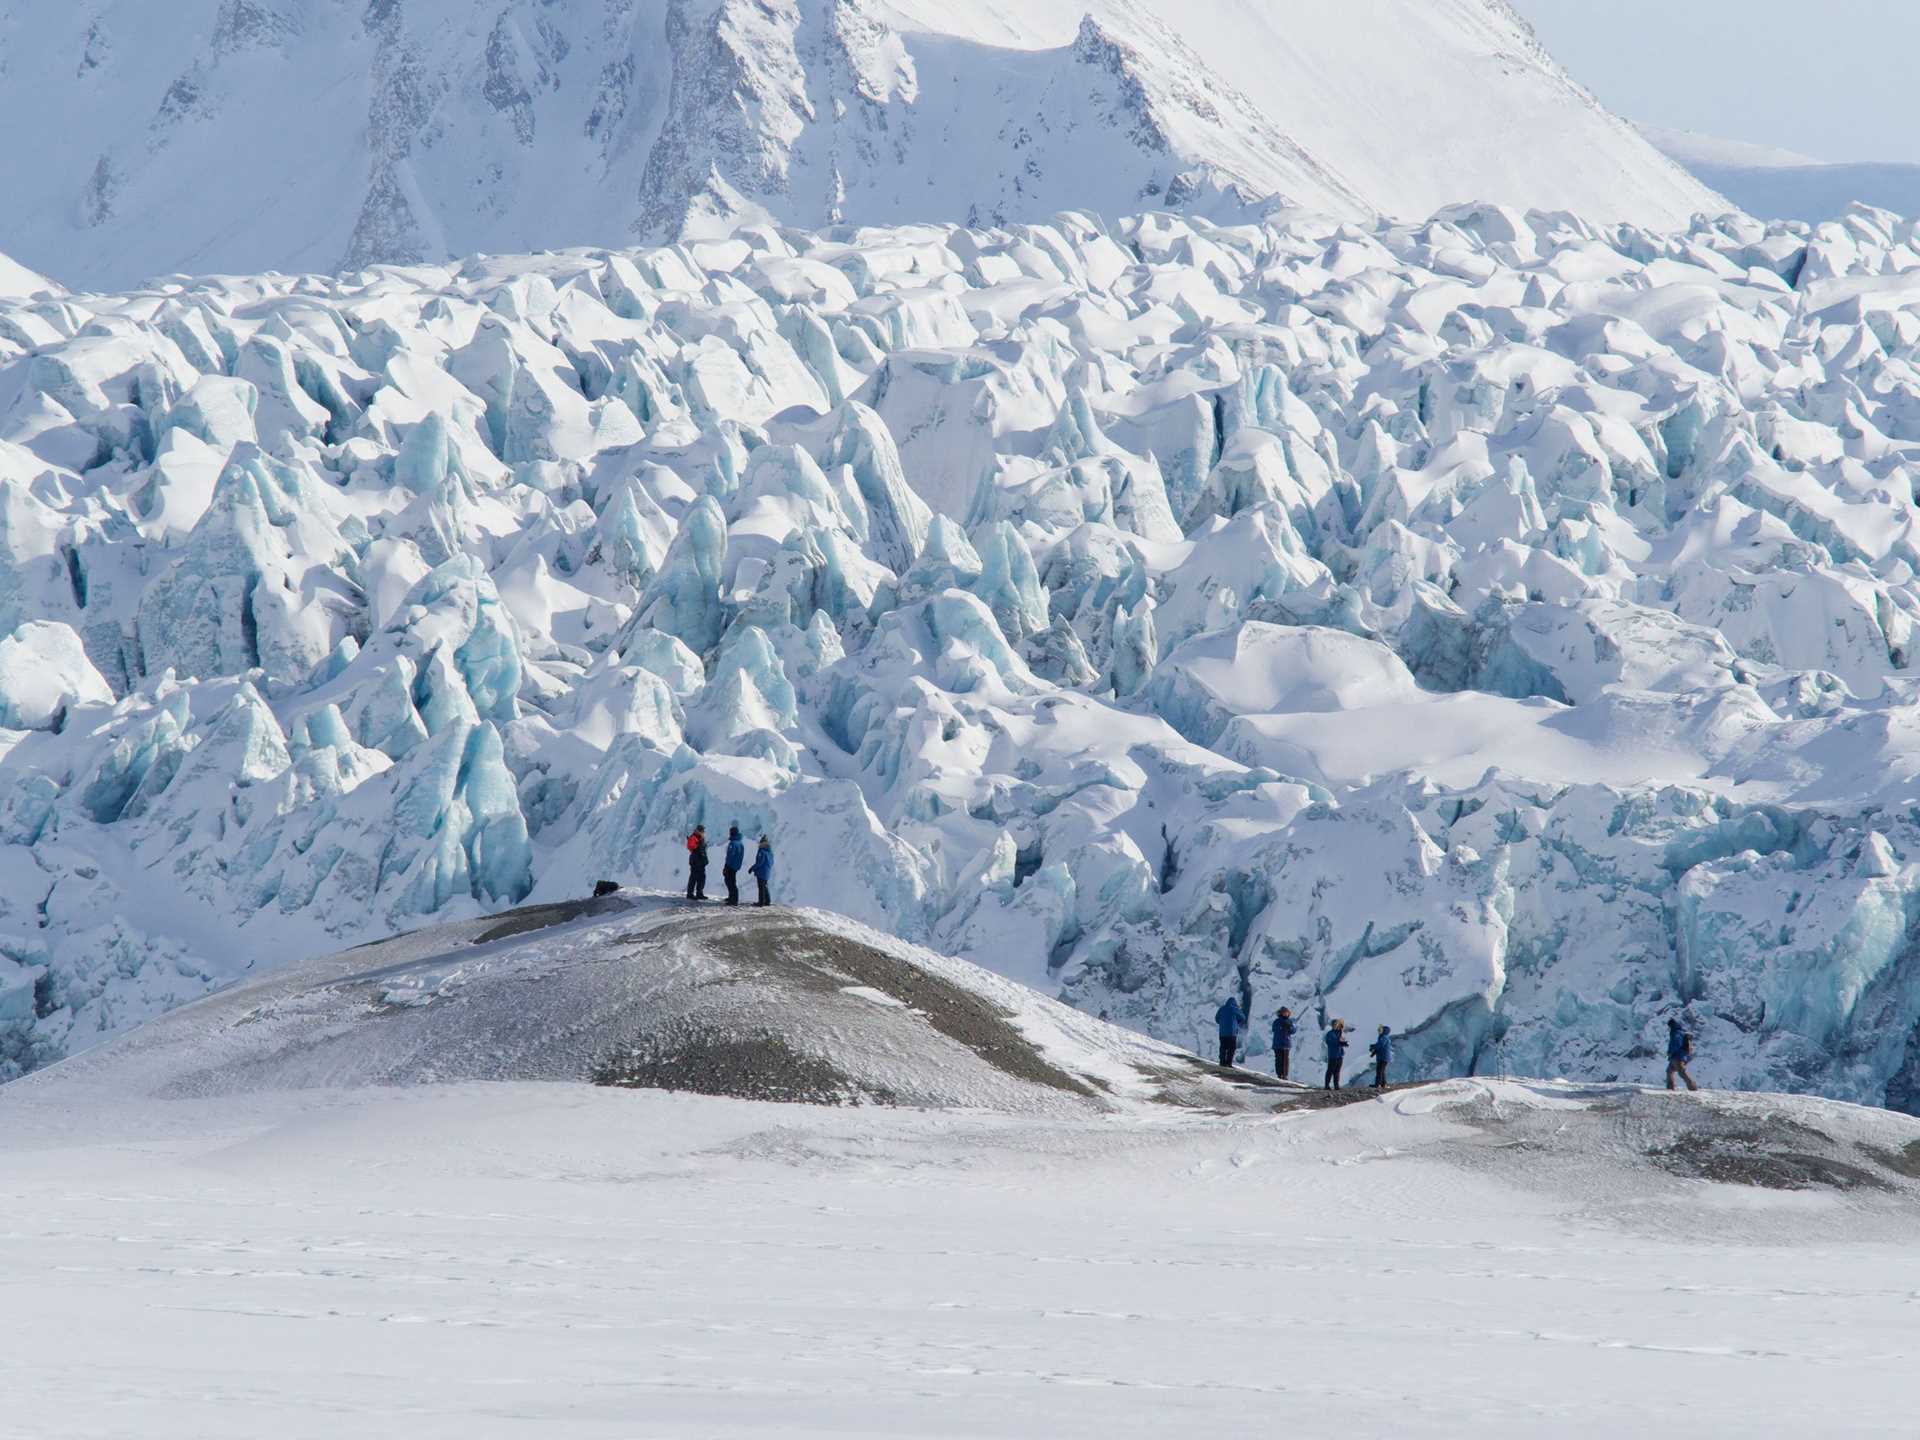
[1323,1019,1348,1090]
[1666,1018,1698,1091]
[1215,996,1247,1067]
[1369,1025,1392,1088]
[685,824,709,900]
[1271,1007,1296,1079]
[750,835,774,906]
[722,825,745,905]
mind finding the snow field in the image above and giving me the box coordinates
[3,1079,1918,1437]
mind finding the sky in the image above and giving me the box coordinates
[1510,0,1920,164]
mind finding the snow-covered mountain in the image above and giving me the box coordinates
[9,193,1920,1108]
[1648,126,1920,226]
[0,0,1719,291]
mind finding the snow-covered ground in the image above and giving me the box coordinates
[7,854,1919,1435]
[6,1073,1920,1437]
[34,895,1262,1115]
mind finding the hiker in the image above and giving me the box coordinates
[1666,1017,1698,1092]
[685,823,709,901]
[722,824,745,906]
[750,834,774,906]
[1323,1019,1348,1090]
[1271,1007,1295,1080]
[1369,1025,1392,1089]
[1215,994,1247,1067]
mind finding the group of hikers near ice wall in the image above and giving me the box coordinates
[1214,995,1703,1093]
[682,825,774,906]
[1214,998,1392,1090]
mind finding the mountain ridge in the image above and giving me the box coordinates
[1644,124,1920,225]
[0,0,1721,290]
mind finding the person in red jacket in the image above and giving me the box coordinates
[685,824,709,900]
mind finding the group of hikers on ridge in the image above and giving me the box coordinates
[1215,997,1393,1090]
[669,836,1707,1092]
[685,823,774,906]
[1216,997,1707,1093]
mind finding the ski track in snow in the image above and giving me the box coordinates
[4,1080,1920,1437]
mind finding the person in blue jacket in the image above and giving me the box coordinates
[1271,1006,1296,1079]
[1323,1019,1348,1090]
[722,825,745,906]
[1666,1017,1698,1091]
[1215,995,1247,1067]
[750,834,775,906]
[1369,1024,1392,1088]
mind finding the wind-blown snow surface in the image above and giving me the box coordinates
[20,897,1911,1432]
[0,0,1717,290]
[5,1063,1920,1435]
[15,199,1920,1110]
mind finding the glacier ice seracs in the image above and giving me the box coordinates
[10,199,1920,1111]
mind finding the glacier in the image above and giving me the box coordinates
[9,195,1920,1111]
